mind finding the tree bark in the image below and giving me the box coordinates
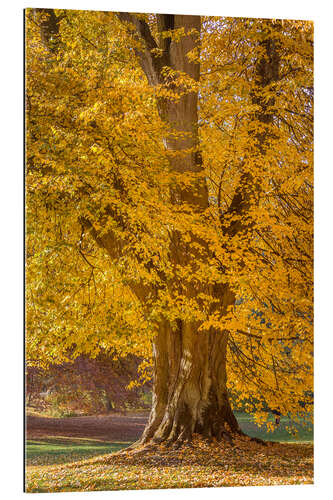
[140,319,241,446]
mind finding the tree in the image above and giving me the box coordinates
[26,353,151,414]
[25,10,313,447]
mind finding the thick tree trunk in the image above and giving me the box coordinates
[140,321,240,446]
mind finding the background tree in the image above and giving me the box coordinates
[25,10,313,447]
[26,353,151,415]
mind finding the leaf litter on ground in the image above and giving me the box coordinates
[26,434,313,492]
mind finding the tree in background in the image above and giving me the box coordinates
[26,353,151,415]
[26,10,313,447]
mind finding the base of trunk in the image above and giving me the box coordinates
[139,392,241,448]
[133,320,244,448]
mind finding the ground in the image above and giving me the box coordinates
[27,412,147,442]
[25,411,313,492]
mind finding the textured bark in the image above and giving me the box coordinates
[140,320,241,446]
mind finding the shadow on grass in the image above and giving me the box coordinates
[26,436,132,466]
[26,412,313,470]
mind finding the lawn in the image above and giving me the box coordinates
[235,411,313,443]
[25,412,313,492]
[26,436,131,466]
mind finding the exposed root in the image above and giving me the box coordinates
[116,431,251,457]
[249,436,269,446]
[106,431,276,470]
[221,430,234,445]
[112,420,275,459]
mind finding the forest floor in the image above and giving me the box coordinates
[25,411,313,492]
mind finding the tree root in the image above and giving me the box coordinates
[112,426,274,458]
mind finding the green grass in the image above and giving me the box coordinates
[26,437,131,466]
[235,411,313,443]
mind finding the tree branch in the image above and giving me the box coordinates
[116,12,165,85]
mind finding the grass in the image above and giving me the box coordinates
[234,411,313,443]
[26,436,131,466]
[25,412,313,492]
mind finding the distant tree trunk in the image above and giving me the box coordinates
[106,396,115,413]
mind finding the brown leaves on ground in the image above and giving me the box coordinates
[26,435,313,492]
